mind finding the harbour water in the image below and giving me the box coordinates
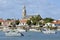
[0,31,60,40]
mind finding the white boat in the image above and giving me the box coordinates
[5,30,24,36]
[3,27,10,32]
[0,26,4,31]
[57,29,60,31]
[29,29,40,32]
[42,28,56,34]
[17,28,26,32]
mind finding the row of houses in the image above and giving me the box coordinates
[0,18,60,27]
[0,18,27,26]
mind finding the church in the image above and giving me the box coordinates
[22,5,39,19]
[20,5,40,25]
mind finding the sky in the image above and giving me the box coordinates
[0,0,60,20]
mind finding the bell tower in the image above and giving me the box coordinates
[22,5,26,18]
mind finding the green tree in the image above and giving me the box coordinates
[35,15,42,21]
[7,19,11,20]
[0,22,1,26]
[11,22,13,25]
[43,18,54,23]
[30,15,42,25]
[26,15,42,25]
[39,22,42,25]
[32,21,36,25]
[15,20,20,25]
[26,20,31,25]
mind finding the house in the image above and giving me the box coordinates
[43,23,56,28]
[0,18,4,26]
[2,19,15,26]
[52,20,60,24]
[19,19,27,26]
[52,20,60,28]
[0,19,13,26]
[43,20,60,27]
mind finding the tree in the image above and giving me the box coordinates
[32,21,36,25]
[7,19,11,20]
[39,22,42,25]
[0,22,1,26]
[26,15,42,25]
[31,15,42,21]
[30,15,42,25]
[26,20,31,25]
[11,22,13,25]
[43,18,54,23]
[15,20,20,25]
[36,15,42,21]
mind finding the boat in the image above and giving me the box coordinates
[57,29,60,31]
[0,26,4,31]
[17,28,26,32]
[29,29,41,32]
[3,27,10,32]
[42,28,56,34]
[5,30,24,36]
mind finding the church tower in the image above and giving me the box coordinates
[22,5,26,18]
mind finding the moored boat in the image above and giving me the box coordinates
[42,28,56,34]
[17,28,26,32]
[5,30,24,36]
[29,29,41,32]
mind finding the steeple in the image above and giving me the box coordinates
[22,5,26,18]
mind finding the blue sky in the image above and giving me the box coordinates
[0,0,60,20]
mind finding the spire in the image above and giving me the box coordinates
[22,5,26,18]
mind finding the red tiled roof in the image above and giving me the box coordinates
[0,19,4,22]
[52,20,60,24]
[20,19,27,23]
[5,20,15,22]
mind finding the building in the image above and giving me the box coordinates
[19,19,27,26]
[52,20,60,24]
[0,18,4,26]
[22,5,41,19]
[20,5,41,25]
[0,19,15,26]
[52,20,60,26]
[22,5,26,19]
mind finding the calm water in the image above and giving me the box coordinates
[0,31,60,40]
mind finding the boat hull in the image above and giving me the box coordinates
[42,30,55,34]
[5,32,21,36]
